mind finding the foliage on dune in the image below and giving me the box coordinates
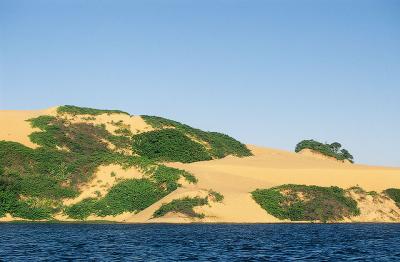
[252,184,360,222]
[153,197,209,219]
[141,115,252,159]
[132,129,212,163]
[295,140,354,163]
[384,188,400,207]
[57,105,129,116]
[153,190,223,219]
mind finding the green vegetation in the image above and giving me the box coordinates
[153,197,208,219]
[252,184,360,222]
[0,111,200,220]
[26,116,132,184]
[152,190,224,219]
[141,115,252,159]
[208,190,224,202]
[0,172,57,220]
[295,140,354,163]
[57,105,129,116]
[66,178,169,219]
[0,106,248,221]
[384,188,400,207]
[132,129,212,163]
[65,165,196,219]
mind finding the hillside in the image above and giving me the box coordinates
[0,106,400,223]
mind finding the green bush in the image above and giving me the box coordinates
[66,179,168,219]
[57,105,129,116]
[12,201,53,220]
[295,140,354,163]
[153,197,208,218]
[252,184,360,222]
[208,190,224,202]
[384,188,400,207]
[18,174,77,199]
[181,172,198,184]
[132,129,212,163]
[0,177,19,217]
[151,165,182,191]
[64,198,98,220]
[141,115,252,159]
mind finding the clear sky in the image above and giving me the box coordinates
[0,0,399,166]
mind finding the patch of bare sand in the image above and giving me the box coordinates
[0,107,58,148]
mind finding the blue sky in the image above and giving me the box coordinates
[0,0,399,166]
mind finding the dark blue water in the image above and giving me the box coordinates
[1,223,400,261]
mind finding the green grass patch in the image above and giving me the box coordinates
[141,115,252,159]
[64,198,98,220]
[153,197,208,219]
[252,184,360,222]
[66,178,169,219]
[57,105,129,116]
[208,190,224,202]
[384,188,400,207]
[132,129,212,163]
[295,140,354,163]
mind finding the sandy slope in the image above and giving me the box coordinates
[123,145,399,223]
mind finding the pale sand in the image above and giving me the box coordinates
[108,145,399,223]
[0,107,58,148]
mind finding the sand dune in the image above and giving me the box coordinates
[1,108,400,223]
[134,145,400,223]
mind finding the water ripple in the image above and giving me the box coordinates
[0,224,400,261]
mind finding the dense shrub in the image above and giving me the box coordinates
[384,188,400,207]
[153,197,208,218]
[252,184,360,222]
[132,129,212,163]
[57,105,129,116]
[66,178,168,219]
[141,115,252,159]
[0,175,19,217]
[0,173,55,220]
[295,140,354,163]
[64,198,97,220]
[11,201,53,220]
